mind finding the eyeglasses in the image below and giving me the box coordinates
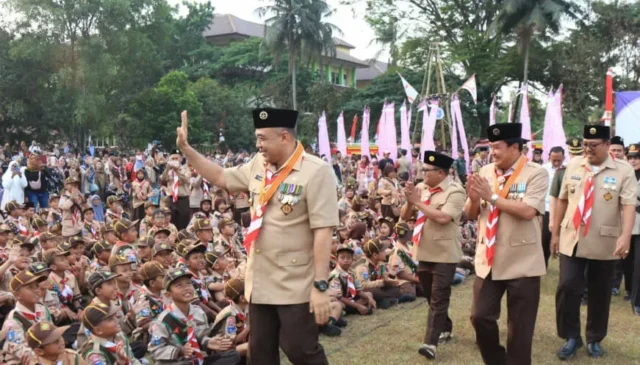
[422,168,439,173]
[583,142,605,150]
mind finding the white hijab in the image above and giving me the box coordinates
[1,161,28,210]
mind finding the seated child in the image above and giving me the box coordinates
[148,268,241,365]
[152,241,175,269]
[87,241,112,276]
[137,236,154,264]
[387,223,420,299]
[329,242,376,316]
[26,321,87,365]
[212,278,249,358]
[182,241,221,319]
[136,261,169,331]
[204,252,232,303]
[44,245,84,317]
[100,223,118,246]
[354,238,402,309]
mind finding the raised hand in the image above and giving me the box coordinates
[176,110,189,150]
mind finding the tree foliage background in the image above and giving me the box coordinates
[1,0,639,151]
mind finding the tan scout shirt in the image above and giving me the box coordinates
[474,159,548,280]
[378,177,399,205]
[412,180,466,264]
[558,155,637,260]
[161,166,190,197]
[224,150,339,305]
[29,349,87,365]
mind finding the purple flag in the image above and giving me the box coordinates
[400,100,412,152]
[450,96,470,173]
[519,85,532,159]
[420,100,439,159]
[615,91,640,144]
[336,112,347,156]
[361,108,371,158]
[383,102,397,161]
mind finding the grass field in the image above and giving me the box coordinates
[283,260,640,365]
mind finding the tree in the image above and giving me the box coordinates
[256,0,341,110]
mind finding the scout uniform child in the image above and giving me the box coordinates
[104,196,122,224]
[204,251,234,302]
[0,223,12,261]
[88,241,111,276]
[337,223,349,243]
[26,321,87,365]
[137,235,153,263]
[59,177,85,238]
[152,241,175,269]
[4,200,30,236]
[0,245,22,309]
[183,240,220,319]
[465,123,548,365]
[100,222,117,246]
[1,269,52,365]
[214,218,246,261]
[148,209,178,245]
[401,150,467,359]
[31,216,49,238]
[67,235,89,294]
[387,222,420,295]
[35,232,59,263]
[329,242,376,316]
[148,268,241,365]
[187,194,215,230]
[160,149,192,231]
[45,245,83,315]
[79,303,140,365]
[111,218,139,256]
[193,217,216,252]
[138,201,158,238]
[212,278,250,358]
[137,261,168,325]
[552,125,637,359]
[354,238,402,310]
[82,207,101,244]
[28,261,69,327]
[108,254,141,337]
[47,194,62,227]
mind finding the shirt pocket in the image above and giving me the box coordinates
[277,250,311,268]
[600,225,620,237]
[509,223,538,247]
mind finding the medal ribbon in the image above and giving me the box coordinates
[484,156,527,266]
[243,143,304,254]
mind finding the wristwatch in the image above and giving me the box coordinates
[490,193,499,205]
[314,280,329,292]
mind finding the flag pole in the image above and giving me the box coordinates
[412,45,434,144]
[435,44,451,150]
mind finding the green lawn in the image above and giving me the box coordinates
[284,260,640,365]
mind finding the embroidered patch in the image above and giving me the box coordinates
[604,192,613,201]
[254,175,263,182]
[571,175,581,180]
[88,353,108,365]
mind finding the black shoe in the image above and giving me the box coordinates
[398,293,416,303]
[438,332,453,345]
[612,288,620,296]
[389,298,399,306]
[634,306,640,316]
[378,299,392,309]
[624,294,631,301]
[587,342,604,358]
[557,337,583,360]
[581,296,588,306]
[320,324,342,337]
[418,344,437,360]
[336,317,348,328]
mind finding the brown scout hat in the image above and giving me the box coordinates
[152,227,172,237]
[144,201,159,209]
[394,222,411,237]
[106,195,121,206]
[10,234,35,251]
[201,194,213,203]
[5,200,25,212]
[92,241,112,255]
[205,251,223,267]
[10,269,48,293]
[140,261,166,281]
[39,231,59,242]
[152,242,174,257]
[628,143,640,158]
[43,247,69,265]
[87,270,121,295]
[65,176,80,186]
[100,222,115,235]
[193,218,214,231]
[363,238,388,257]
[224,277,245,301]
[67,234,85,247]
[108,253,135,270]
[138,235,155,248]
[177,229,194,242]
[164,267,192,291]
[82,302,119,330]
[32,216,47,229]
[182,240,206,258]
[0,223,11,233]
[48,193,60,202]
[113,218,139,238]
[336,241,355,254]
[27,262,51,276]
[217,218,235,230]
[26,322,70,349]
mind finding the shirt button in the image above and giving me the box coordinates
[292,259,297,264]
[255,249,261,254]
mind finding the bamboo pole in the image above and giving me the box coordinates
[411,46,434,143]
[435,45,451,150]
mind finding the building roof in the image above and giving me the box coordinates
[356,59,389,81]
[204,13,359,52]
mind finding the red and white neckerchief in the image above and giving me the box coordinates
[19,309,43,322]
[344,271,357,299]
[17,217,29,236]
[484,169,512,267]
[52,274,74,303]
[169,303,204,364]
[85,220,98,240]
[572,164,595,236]
[412,187,443,246]
[171,171,180,203]
[103,340,130,365]
[189,270,209,304]
[202,178,210,195]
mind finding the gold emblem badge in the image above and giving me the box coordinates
[40,323,50,330]
[572,139,578,147]
[428,156,435,162]
[259,111,268,120]
[570,186,575,194]
[631,145,637,152]
[493,128,500,136]
[604,192,613,201]
[481,200,487,209]
[589,127,596,135]
[281,203,293,215]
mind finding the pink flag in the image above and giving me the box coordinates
[553,85,568,161]
[450,95,470,173]
[420,100,439,159]
[460,74,477,104]
[361,108,371,157]
[383,102,397,161]
[508,100,514,123]
[400,100,412,152]
[489,95,496,126]
[519,85,532,159]
[398,73,418,104]
[542,89,555,162]
[336,112,347,156]
[317,112,331,161]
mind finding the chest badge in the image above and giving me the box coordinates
[281,203,293,215]
[603,192,613,201]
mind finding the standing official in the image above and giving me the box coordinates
[626,144,640,316]
[552,125,636,359]
[401,151,466,360]
[541,147,566,267]
[465,123,548,365]
[176,108,337,365]
[160,150,190,230]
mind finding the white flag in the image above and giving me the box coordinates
[397,72,418,104]
[460,74,477,104]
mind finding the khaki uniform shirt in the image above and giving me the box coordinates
[161,166,190,197]
[59,192,84,237]
[474,159,548,280]
[1,302,53,365]
[412,180,466,264]
[378,177,399,206]
[558,155,637,260]
[224,151,339,305]
[80,333,140,365]
[132,180,152,209]
[148,304,212,364]
[329,265,362,301]
[471,157,485,175]
[354,259,387,290]
[397,156,410,176]
[77,297,130,350]
[29,349,87,365]
[213,235,246,263]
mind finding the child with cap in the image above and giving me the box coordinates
[59,177,85,237]
[148,268,241,365]
[214,218,246,261]
[79,302,140,365]
[1,269,53,365]
[0,223,12,261]
[204,251,233,303]
[0,237,37,295]
[182,240,220,319]
[212,278,249,358]
[387,222,421,297]
[45,245,83,316]
[4,200,30,236]
[35,232,59,262]
[100,222,118,246]
[0,246,21,312]
[354,238,402,309]
[31,216,49,237]
[138,201,158,238]
[108,254,142,338]
[137,261,168,324]
[152,241,175,269]
[104,196,123,224]
[26,321,87,365]
[329,242,376,316]
[137,235,154,264]
[47,194,62,227]
[110,218,139,256]
[187,194,215,230]
[67,235,90,294]
[192,217,216,252]
[152,227,172,246]
[28,261,68,326]
[87,241,112,276]
[82,207,101,244]
[148,209,178,245]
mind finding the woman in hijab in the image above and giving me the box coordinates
[1,160,28,211]
[90,194,105,223]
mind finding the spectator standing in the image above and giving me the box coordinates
[1,161,28,211]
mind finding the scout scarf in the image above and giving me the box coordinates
[412,187,443,246]
[243,142,304,254]
[485,157,527,266]
[103,340,131,365]
[171,171,179,203]
[52,274,74,307]
[189,270,210,304]
[85,220,98,240]
[168,303,204,364]
[572,164,595,236]
[345,272,357,299]
[202,177,210,195]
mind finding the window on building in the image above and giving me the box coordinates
[331,72,340,85]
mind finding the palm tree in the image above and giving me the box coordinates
[495,0,579,85]
[256,0,341,110]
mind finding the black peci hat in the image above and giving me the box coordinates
[610,136,624,147]
[583,125,610,140]
[423,151,454,170]
[252,108,298,129]
[487,123,528,143]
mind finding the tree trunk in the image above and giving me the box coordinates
[289,44,297,110]
[523,38,530,86]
